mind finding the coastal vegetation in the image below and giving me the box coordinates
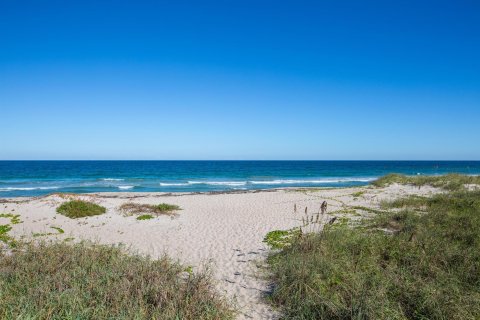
[32,226,65,237]
[266,175,480,319]
[0,213,22,246]
[56,200,106,218]
[0,241,233,320]
[120,202,180,217]
[137,214,154,220]
[372,173,480,191]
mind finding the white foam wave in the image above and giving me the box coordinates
[250,178,376,185]
[118,185,135,190]
[187,181,247,186]
[102,178,124,181]
[0,186,60,191]
[159,178,375,187]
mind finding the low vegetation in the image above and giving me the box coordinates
[33,226,65,237]
[351,190,365,198]
[0,241,233,319]
[264,229,300,249]
[120,202,180,217]
[0,224,13,245]
[0,213,22,246]
[267,176,480,319]
[137,214,154,220]
[56,200,106,218]
[372,173,480,191]
[0,213,22,225]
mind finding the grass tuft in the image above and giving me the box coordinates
[57,200,106,218]
[137,214,154,220]
[0,241,233,319]
[120,202,180,217]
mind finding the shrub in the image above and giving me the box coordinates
[119,202,180,217]
[57,200,106,218]
[137,214,154,220]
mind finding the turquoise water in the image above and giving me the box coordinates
[1,161,479,197]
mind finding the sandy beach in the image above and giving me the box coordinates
[1,184,441,319]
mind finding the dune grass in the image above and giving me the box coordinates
[372,173,480,191]
[56,200,106,218]
[137,214,154,220]
[120,202,180,217]
[0,241,233,320]
[266,187,480,319]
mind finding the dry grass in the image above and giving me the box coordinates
[119,202,181,217]
[0,241,233,319]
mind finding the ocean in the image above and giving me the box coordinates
[0,161,479,197]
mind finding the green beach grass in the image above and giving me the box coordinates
[0,241,233,320]
[266,174,480,319]
[56,200,106,218]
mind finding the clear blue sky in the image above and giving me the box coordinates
[1,0,479,160]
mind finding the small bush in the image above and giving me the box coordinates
[57,200,106,218]
[137,214,154,220]
[120,202,180,217]
[155,203,181,212]
[0,242,233,319]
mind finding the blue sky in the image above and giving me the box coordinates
[1,0,479,160]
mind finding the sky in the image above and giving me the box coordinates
[1,0,479,160]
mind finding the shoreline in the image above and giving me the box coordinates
[0,185,359,201]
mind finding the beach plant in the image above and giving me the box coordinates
[33,226,65,237]
[50,226,65,234]
[0,224,13,245]
[266,188,480,319]
[155,203,181,212]
[0,241,233,319]
[0,213,22,246]
[372,173,480,191]
[351,190,365,198]
[119,202,180,217]
[0,213,22,224]
[263,229,301,249]
[57,200,106,218]
[137,214,154,220]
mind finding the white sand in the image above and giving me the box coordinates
[1,184,440,319]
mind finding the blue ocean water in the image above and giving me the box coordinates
[0,161,479,197]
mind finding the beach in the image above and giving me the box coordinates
[1,183,441,319]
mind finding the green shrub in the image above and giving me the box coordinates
[0,242,233,320]
[56,200,106,218]
[267,191,480,319]
[137,214,154,220]
[154,203,181,212]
